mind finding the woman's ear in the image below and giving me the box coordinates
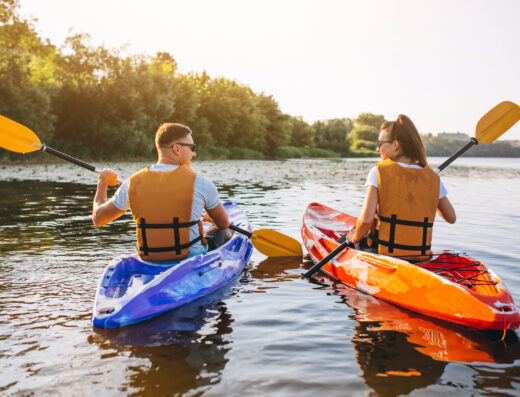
[392,140,400,151]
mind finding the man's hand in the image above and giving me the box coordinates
[98,169,118,187]
[92,169,126,226]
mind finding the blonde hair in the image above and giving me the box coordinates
[381,115,427,167]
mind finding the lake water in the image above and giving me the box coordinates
[1,157,520,396]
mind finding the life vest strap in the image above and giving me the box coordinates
[378,214,433,228]
[138,217,203,257]
[137,219,200,229]
[138,235,203,254]
[375,214,433,255]
[374,239,432,252]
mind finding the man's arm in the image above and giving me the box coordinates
[206,203,230,229]
[92,169,127,226]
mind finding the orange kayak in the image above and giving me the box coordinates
[302,202,520,330]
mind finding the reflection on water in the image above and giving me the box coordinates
[1,158,520,396]
[90,289,235,395]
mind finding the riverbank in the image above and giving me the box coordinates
[0,145,378,164]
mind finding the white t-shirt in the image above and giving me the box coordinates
[111,164,221,257]
[365,162,447,199]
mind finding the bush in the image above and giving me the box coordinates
[273,146,305,158]
[273,146,340,158]
[229,147,264,159]
[349,150,378,157]
[351,139,376,151]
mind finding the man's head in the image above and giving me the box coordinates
[155,123,196,165]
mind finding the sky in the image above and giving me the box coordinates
[18,0,520,140]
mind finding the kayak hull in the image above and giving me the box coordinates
[92,201,253,329]
[302,202,520,330]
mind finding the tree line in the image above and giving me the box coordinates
[1,0,518,162]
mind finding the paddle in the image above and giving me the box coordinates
[229,224,303,257]
[435,101,520,172]
[0,114,304,257]
[0,114,123,183]
[304,101,520,278]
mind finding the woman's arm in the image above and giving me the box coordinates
[347,186,379,243]
[437,196,456,224]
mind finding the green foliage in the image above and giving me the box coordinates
[350,125,379,142]
[289,116,314,147]
[314,118,352,153]
[351,139,376,152]
[196,146,264,160]
[229,147,264,159]
[355,113,386,129]
[1,3,519,162]
[0,0,55,142]
[422,133,520,157]
[273,145,340,158]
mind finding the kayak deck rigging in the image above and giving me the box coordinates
[419,253,499,291]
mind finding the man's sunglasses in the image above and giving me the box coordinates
[172,142,197,152]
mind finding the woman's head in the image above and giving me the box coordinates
[378,115,427,166]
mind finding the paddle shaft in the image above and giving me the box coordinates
[434,138,478,173]
[229,224,252,238]
[304,241,350,277]
[41,145,123,184]
[42,145,99,173]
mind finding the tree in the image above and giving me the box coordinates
[355,113,386,130]
[0,0,56,142]
[289,116,314,147]
[350,124,379,142]
[314,118,353,153]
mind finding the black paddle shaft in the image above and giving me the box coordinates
[436,138,478,172]
[304,240,351,278]
[229,224,252,238]
[42,145,97,172]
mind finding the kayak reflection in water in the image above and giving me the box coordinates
[346,115,456,261]
[91,122,232,261]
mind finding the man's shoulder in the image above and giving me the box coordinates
[194,173,217,190]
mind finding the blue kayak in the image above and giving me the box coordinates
[92,201,254,329]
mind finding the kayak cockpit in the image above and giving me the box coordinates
[101,257,171,299]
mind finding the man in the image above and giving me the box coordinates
[92,122,230,261]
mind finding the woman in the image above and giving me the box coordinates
[347,114,456,260]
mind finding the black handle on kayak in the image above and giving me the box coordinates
[303,240,351,278]
[229,224,252,238]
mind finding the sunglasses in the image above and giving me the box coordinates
[172,142,197,152]
[375,139,393,148]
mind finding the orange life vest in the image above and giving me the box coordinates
[373,159,439,260]
[128,165,205,261]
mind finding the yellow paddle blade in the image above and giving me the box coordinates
[0,115,42,153]
[250,229,303,257]
[476,101,520,143]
